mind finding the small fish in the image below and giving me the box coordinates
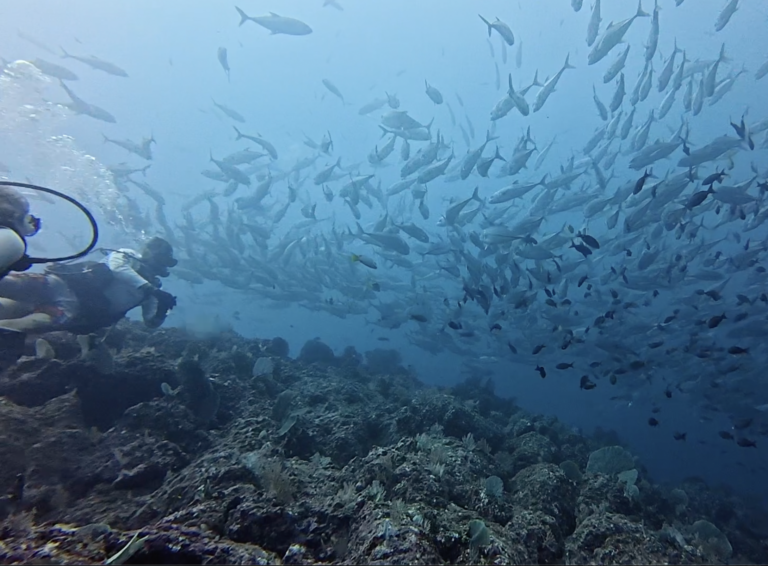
[702,168,727,186]
[580,375,596,390]
[727,346,748,355]
[577,232,600,250]
[535,365,547,378]
[425,80,443,104]
[633,169,653,195]
[217,46,230,82]
[718,431,734,440]
[478,15,515,46]
[351,254,377,269]
[673,432,687,441]
[235,6,313,35]
[736,437,757,448]
[60,47,129,77]
[532,344,546,355]
[507,342,518,354]
[322,79,345,103]
[410,314,428,323]
[707,314,726,329]
[448,321,462,330]
[212,99,246,123]
[648,417,659,427]
[571,242,593,258]
[556,362,574,370]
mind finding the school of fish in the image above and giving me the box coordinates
[9,0,768,448]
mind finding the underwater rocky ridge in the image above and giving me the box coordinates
[0,321,766,564]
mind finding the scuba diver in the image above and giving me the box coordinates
[0,181,177,367]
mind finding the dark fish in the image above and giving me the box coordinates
[580,375,596,390]
[648,417,659,427]
[490,323,502,333]
[673,432,687,441]
[589,361,601,368]
[707,313,727,328]
[633,168,653,195]
[732,417,753,430]
[702,168,726,186]
[532,344,546,355]
[578,232,601,249]
[556,362,574,370]
[685,187,714,209]
[571,241,593,257]
[728,346,749,355]
[737,438,757,448]
[448,321,462,330]
[535,365,547,378]
[718,431,734,440]
[507,342,518,354]
[410,314,428,323]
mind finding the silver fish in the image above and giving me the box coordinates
[235,6,313,35]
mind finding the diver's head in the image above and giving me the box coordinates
[140,237,177,278]
[0,186,39,237]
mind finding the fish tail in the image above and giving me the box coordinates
[494,146,506,161]
[351,254,359,262]
[233,125,243,140]
[563,53,575,70]
[718,43,730,64]
[471,186,483,203]
[478,15,493,36]
[59,46,70,58]
[636,0,650,17]
[235,6,251,26]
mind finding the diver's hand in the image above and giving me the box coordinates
[153,289,177,312]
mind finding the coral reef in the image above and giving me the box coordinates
[0,321,765,564]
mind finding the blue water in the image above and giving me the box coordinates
[2,0,768,510]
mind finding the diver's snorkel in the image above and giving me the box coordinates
[0,181,99,276]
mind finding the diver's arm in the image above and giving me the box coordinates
[0,227,26,277]
[106,248,152,290]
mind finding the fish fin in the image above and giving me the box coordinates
[563,53,575,70]
[59,46,70,58]
[471,186,483,203]
[636,0,650,17]
[232,125,242,139]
